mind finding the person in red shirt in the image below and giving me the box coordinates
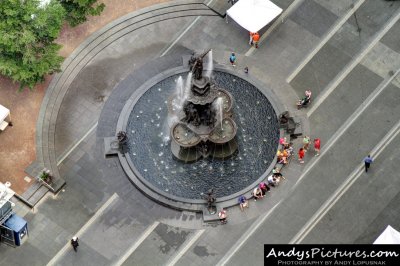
[252,32,260,48]
[298,148,305,164]
[314,138,321,156]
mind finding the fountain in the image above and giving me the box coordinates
[112,49,281,205]
[168,50,238,162]
[204,50,213,78]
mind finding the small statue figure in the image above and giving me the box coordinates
[188,49,211,80]
[117,131,127,144]
[117,131,128,154]
[192,58,203,80]
[279,111,289,126]
[204,107,214,127]
[184,103,200,126]
[205,188,216,212]
[198,143,209,158]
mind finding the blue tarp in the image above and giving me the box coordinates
[4,214,27,232]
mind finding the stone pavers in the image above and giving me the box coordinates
[309,64,383,141]
[290,0,400,97]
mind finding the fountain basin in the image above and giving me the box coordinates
[116,64,281,209]
[209,118,237,144]
[171,123,201,147]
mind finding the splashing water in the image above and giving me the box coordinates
[185,72,192,99]
[161,114,179,144]
[213,97,223,130]
[176,76,184,106]
[205,50,213,78]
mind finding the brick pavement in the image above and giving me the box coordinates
[0,0,171,195]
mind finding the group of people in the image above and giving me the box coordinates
[228,32,260,68]
[238,167,285,211]
[232,133,376,222]
[238,135,321,211]
[277,137,294,165]
[298,136,320,163]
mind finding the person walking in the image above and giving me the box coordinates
[364,155,373,172]
[303,135,310,151]
[314,138,321,156]
[229,52,236,67]
[71,236,79,252]
[252,32,260,48]
[298,148,305,164]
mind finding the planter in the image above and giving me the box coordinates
[39,169,53,186]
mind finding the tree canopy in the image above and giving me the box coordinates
[60,0,105,27]
[0,0,65,90]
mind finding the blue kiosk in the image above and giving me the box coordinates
[0,182,28,247]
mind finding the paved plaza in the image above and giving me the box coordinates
[1,0,400,265]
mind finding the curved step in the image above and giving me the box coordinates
[31,0,220,191]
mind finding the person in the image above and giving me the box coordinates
[238,195,249,211]
[279,137,288,146]
[244,66,249,74]
[272,167,285,180]
[314,138,321,156]
[305,90,312,99]
[297,90,312,108]
[252,32,260,48]
[249,32,254,45]
[297,97,309,108]
[364,155,373,172]
[218,209,227,224]
[282,149,288,159]
[298,147,305,164]
[267,175,279,187]
[286,142,294,156]
[276,149,287,165]
[229,52,236,66]
[303,136,310,151]
[252,187,263,201]
[71,236,79,252]
[259,182,270,195]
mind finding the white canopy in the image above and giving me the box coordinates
[0,104,10,123]
[373,225,400,244]
[226,0,283,33]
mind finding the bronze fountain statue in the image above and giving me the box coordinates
[168,50,238,162]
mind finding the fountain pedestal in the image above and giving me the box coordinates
[168,51,238,162]
[192,77,210,95]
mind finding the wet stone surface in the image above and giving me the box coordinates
[126,71,279,199]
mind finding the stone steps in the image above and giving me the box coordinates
[20,181,49,208]
[31,0,220,199]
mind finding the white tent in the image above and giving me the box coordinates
[373,225,400,244]
[0,104,11,131]
[226,0,283,33]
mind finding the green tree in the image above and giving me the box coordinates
[60,0,105,27]
[0,0,65,90]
